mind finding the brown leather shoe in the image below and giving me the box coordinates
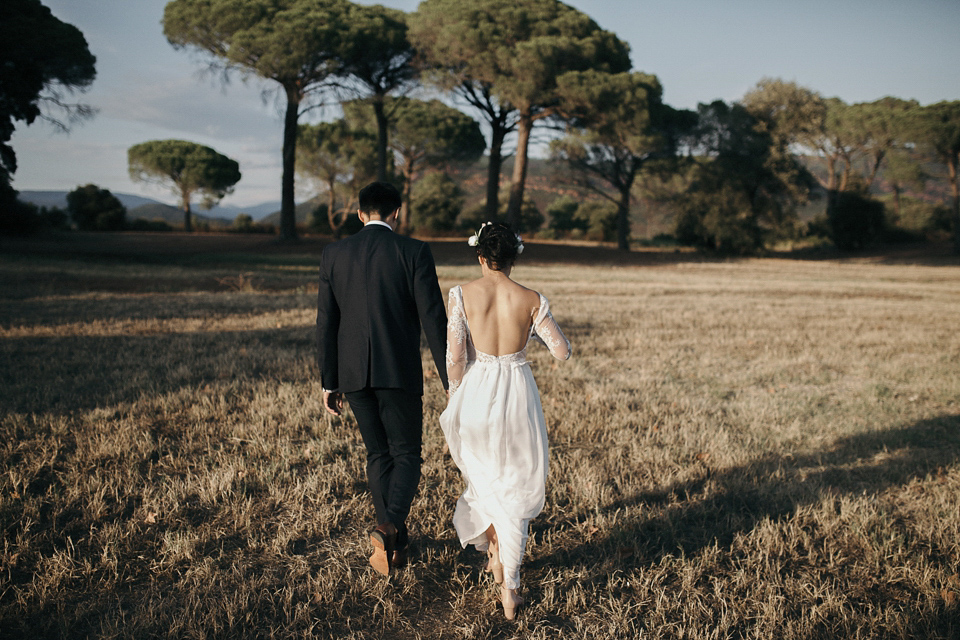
[391,545,408,569]
[369,523,397,576]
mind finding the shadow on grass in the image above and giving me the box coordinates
[531,412,960,635]
[0,326,316,416]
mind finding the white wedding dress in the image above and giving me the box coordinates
[439,285,571,589]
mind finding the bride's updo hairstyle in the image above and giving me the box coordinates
[470,222,523,271]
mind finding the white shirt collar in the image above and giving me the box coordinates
[364,220,393,230]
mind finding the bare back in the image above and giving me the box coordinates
[460,276,541,356]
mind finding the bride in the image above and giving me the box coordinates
[439,222,571,620]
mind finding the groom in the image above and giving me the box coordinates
[316,181,448,575]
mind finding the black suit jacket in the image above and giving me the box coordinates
[316,224,448,395]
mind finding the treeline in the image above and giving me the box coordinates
[159,0,960,253]
[12,183,278,235]
[676,82,960,254]
[2,0,958,253]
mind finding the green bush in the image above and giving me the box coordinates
[307,204,333,234]
[675,185,763,255]
[547,196,586,234]
[233,213,255,232]
[457,196,544,236]
[636,233,678,247]
[577,200,617,242]
[38,206,70,230]
[891,198,952,235]
[128,218,173,232]
[67,184,126,231]
[457,203,488,233]
[827,192,885,251]
[0,196,42,235]
[412,172,463,233]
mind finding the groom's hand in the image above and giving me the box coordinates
[323,390,343,417]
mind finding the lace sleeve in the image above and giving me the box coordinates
[445,287,468,395]
[533,294,571,361]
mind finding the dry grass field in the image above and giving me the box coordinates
[1,233,959,639]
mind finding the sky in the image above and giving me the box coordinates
[11,0,960,209]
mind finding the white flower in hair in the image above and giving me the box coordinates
[515,233,524,254]
[467,221,492,247]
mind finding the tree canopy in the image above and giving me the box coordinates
[337,4,417,182]
[911,101,960,252]
[163,0,352,241]
[409,2,518,220]
[344,97,484,233]
[128,139,241,232]
[675,100,814,254]
[0,0,96,200]
[552,70,695,249]
[409,0,630,228]
[297,119,377,236]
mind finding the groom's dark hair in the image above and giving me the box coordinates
[359,182,402,218]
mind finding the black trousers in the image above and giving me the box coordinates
[345,388,422,545]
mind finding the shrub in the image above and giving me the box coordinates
[457,203,488,233]
[547,196,585,234]
[234,213,255,232]
[674,185,764,255]
[412,172,463,233]
[67,184,126,231]
[577,200,618,242]
[0,196,42,235]
[457,196,544,236]
[636,233,678,247]
[307,204,333,235]
[498,194,543,234]
[127,218,173,232]
[827,192,885,251]
[38,206,70,230]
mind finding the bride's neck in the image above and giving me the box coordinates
[481,263,512,281]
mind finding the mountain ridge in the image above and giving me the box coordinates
[17,190,283,222]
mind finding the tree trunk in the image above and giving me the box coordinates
[279,91,300,242]
[838,155,851,193]
[181,188,193,232]
[505,112,532,229]
[616,181,633,251]
[486,122,507,220]
[326,178,342,238]
[866,150,885,190]
[825,155,837,192]
[399,161,415,235]
[825,155,839,221]
[374,97,389,183]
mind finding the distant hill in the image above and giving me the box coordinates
[128,203,232,229]
[17,190,284,223]
[18,190,170,213]
[213,201,283,221]
[258,196,323,227]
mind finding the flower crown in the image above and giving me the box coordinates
[467,222,524,254]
